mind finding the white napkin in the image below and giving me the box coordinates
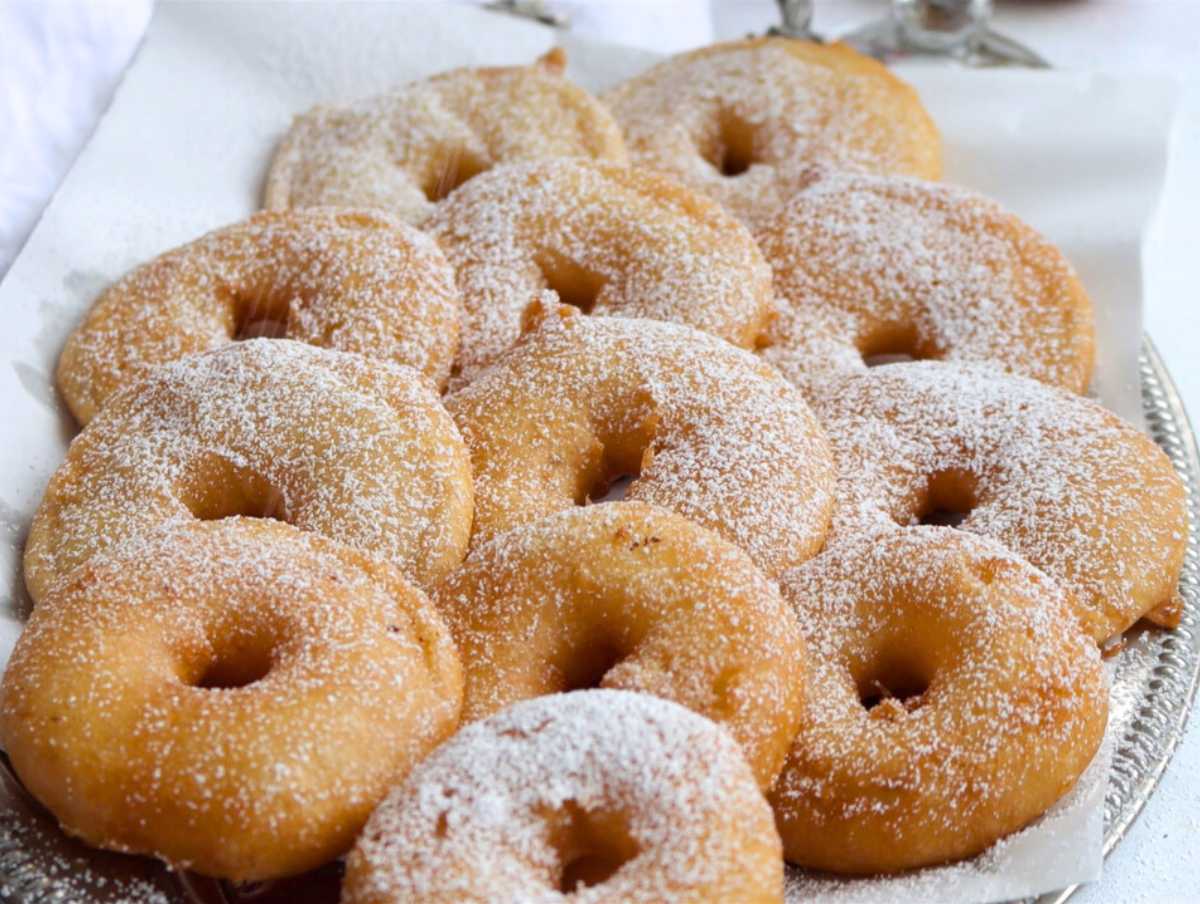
[0,0,152,276]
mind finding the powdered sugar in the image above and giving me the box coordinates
[754,170,1095,396]
[0,806,176,904]
[772,527,1107,872]
[434,501,807,789]
[810,361,1187,641]
[603,39,941,227]
[425,157,774,386]
[25,339,473,601]
[446,307,835,577]
[264,49,626,224]
[343,690,781,903]
[1,519,462,879]
[57,208,463,423]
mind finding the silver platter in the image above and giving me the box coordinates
[1035,338,1200,903]
[1,337,1197,904]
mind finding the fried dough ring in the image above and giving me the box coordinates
[2,519,463,880]
[58,208,461,423]
[445,305,834,577]
[343,691,783,903]
[27,340,473,603]
[434,503,807,790]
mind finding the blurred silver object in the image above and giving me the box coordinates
[769,0,819,40]
[841,0,1051,67]
[893,0,992,52]
[483,0,569,29]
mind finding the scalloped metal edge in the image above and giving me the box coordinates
[1,337,1198,904]
[1033,337,1200,904]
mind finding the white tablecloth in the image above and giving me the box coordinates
[0,0,152,274]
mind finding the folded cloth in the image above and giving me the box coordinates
[0,0,153,277]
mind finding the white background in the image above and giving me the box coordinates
[1,1,1197,902]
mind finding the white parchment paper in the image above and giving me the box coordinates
[0,3,1178,901]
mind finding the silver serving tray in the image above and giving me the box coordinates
[1035,338,1200,903]
[1,337,1197,904]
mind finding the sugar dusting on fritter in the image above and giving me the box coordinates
[434,502,807,788]
[772,526,1107,870]
[754,170,1094,396]
[27,339,472,601]
[264,52,626,224]
[426,157,774,386]
[783,716,1108,902]
[58,208,462,423]
[344,690,781,903]
[446,309,835,577]
[811,361,1186,641]
[2,520,461,877]
[603,41,939,227]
